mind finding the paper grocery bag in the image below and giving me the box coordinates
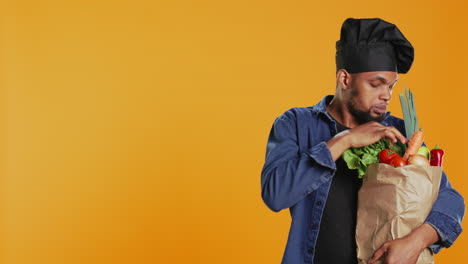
[356,163,443,264]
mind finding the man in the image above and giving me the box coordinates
[261,18,465,264]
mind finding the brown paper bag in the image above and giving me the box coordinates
[356,163,443,264]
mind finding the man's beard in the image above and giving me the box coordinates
[347,91,386,124]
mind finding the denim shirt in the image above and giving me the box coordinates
[261,95,465,264]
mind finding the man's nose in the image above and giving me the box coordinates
[380,86,392,101]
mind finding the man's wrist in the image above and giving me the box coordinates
[408,223,440,251]
[326,131,351,161]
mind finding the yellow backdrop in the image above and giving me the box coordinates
[2,0,467,263]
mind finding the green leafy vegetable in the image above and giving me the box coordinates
[342,138,405,178]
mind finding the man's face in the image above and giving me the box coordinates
[346,71,398,124]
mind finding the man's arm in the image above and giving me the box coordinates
[261,111,407,212]
[261,110,338,212]
[327,121,408,161]
[368,223,440,264]
[424,170,465,252]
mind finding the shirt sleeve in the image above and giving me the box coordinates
[261,110,336,212]
[425,170,465,253]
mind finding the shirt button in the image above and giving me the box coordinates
[308,247,314,254]
[316,200,322,206]
[310,224,318,230]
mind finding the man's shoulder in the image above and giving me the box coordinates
[275,97,328,121]
[275,106,320,122]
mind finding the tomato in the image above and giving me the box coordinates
[387,156,407,167]
[379,149,398,163]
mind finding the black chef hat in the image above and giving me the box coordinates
[335,18,414,74]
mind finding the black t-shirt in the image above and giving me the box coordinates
[313,120,362,264]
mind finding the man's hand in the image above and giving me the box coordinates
[368,223,440,264]
[327,121,408,161]
[346,121,408,148]
[367,236,422,264]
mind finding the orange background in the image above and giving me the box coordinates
[1,0,467,263]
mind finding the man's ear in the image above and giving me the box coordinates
[336,69,351,90]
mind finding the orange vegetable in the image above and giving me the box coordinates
[403,128,424,160]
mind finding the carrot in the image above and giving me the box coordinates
[403,128,424,160]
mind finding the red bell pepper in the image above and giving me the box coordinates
[430,144,444,167]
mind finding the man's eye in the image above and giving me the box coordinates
[370,84,379,88]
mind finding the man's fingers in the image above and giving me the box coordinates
[347,122,408,148]
[382,130,398,143]
[386,126,408,144]
[368,245,387,264]
[381,127,408,144]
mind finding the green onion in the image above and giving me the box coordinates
[399,85,418,139]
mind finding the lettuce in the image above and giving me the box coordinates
[342,138,405,178]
